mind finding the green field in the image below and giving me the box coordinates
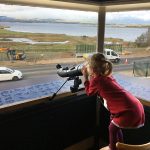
[0,28,97,50]
[0,27,126,62]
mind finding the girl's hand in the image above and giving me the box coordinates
[81,65,89,81]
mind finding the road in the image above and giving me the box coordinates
[0,63,71,91]
[0,56,150,91]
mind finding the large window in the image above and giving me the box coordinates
[0,3,150,106]
[0,4,97,93]
[105,10,150,76]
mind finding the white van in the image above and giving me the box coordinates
[104,49,120,63]
[83,49,120,63]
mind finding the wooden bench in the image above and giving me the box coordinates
[116,142,150,150]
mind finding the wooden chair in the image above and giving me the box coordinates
[116,142,150,150]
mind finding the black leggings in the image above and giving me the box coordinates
[109,122,124,150]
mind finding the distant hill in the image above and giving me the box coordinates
[0,15,150,26]
[0,16,16,22]
[0,16,80,24]
[0,16,61,23]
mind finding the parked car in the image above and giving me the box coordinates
[0,67,23,81]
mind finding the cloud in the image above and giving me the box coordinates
[0,4,150,23]
[106,11,150,22]
[0,4,97,21]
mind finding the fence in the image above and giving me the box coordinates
[0,51,74,62]
[75,44,122,57]
[105,44,122,53]
[133,61,150,77]
[0,52,8,61]
[75,44,96,57]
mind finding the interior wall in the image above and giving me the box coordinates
[0,94,97,150]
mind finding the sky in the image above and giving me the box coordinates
[0,4,97,22]
[0,4,150,24]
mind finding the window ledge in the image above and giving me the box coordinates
[0,79,77,110]
[114,73,150,106]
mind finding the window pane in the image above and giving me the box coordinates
[107,51,110,55]
[105,10,150,76]
[0,4,97,104]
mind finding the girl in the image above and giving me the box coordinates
[82,53,145,150]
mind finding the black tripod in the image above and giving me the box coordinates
[50,76,82,101]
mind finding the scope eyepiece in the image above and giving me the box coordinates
[56,64,62,69]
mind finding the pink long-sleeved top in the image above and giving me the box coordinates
[84,75,145,128]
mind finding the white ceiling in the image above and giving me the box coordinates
[0,0,150,12]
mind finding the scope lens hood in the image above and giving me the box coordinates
[57,63,83,78]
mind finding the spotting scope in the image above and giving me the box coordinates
[56,63,83,78]
[56,63,84,93]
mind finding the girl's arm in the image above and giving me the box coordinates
[82,66,98,96]
[84,78,98,96]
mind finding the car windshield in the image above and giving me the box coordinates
[111,51,118,56]
[6,68,14,73]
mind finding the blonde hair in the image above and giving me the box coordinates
[89,53,112,76]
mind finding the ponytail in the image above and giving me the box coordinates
[101,60,112,76]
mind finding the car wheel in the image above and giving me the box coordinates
[12,76,19,81]
[114,58,120,63]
